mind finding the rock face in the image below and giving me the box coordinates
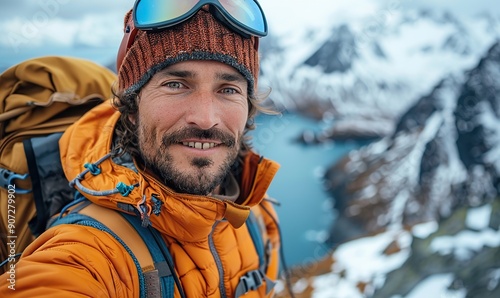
[323,42,500,296]
[303,25,358,74]
[258,6,500,297]
[325,42,500,241]
[260,9,499,128]
[372,203,500,298]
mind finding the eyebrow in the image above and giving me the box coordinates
[160,70,194,78]
[216,72,246,84]
[158,68,246,85]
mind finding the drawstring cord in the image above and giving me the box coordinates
[70,152,162,228]
[84,162,101,175]
[70,153,138,197]
[69,153,154,224]
[70,153,113,186]
[73,178,138,197]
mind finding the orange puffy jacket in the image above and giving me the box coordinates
[0,102,281,297]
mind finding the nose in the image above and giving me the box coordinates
[185,90,220,130]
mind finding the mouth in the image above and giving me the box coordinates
[181,141,219,150]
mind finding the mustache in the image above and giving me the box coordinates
[161,127,236,148]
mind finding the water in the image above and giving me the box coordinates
[250,112,365,267]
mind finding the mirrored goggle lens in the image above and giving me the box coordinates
[134,0,199,28]
[218,0,266,34]
[134,0,266,36]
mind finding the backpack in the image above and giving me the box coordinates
[0,56,117,272]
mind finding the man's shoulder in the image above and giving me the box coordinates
[25,223,130,260]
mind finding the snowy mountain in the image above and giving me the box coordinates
[296,41,500,298]
[323,40,500,239]
[272,31,500,298]
[260,8,500,137]
[266,7,500,298]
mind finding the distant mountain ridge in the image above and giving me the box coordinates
[260,8,500,127]
[307,39,500,298]
[325,40,500,242]
[266,7,500,298]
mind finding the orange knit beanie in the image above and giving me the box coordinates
[118,8,260,96]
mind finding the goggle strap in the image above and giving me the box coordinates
[253,36,259,52]
[117,17,139,72]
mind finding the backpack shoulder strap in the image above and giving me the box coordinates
[77,203,155,271]
[50,198,180,298]
[234,209,276,298]
[50,210,148,297]
[246,211,267,268]
[120,212,182,298]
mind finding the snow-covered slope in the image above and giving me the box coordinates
[323,41,500,237]
[275,41,500,298]
[260,7,500,127]
[276,202,500,297]
[269,4,500,296]
[286,39,500,298]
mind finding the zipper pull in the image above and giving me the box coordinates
[136,195,152,227]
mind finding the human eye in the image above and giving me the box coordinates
[162,81,185,89]
[220,87,238,95]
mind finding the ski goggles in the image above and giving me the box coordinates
[132,0,268,37]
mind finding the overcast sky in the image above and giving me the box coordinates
[1,0,499,67]
[3,0,499,31]
[2,0,499,21]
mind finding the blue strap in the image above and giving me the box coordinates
[246,212,266,268]
[234,211,275,298]
[121,213,179,298]
[50,213,147,298]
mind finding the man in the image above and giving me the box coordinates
[0,1,283,297]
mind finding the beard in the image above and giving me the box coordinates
[135,118,240,196]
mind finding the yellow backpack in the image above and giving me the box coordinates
[0,56,116,273]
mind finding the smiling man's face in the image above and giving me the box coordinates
[132,60,249,195]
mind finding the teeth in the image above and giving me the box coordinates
[182,142,216,150]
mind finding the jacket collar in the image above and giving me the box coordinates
[60,102,280,242]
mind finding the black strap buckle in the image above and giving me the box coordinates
[235,269,265,298]
[243,270,264,291]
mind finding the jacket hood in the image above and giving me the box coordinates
[59,101,280,242]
